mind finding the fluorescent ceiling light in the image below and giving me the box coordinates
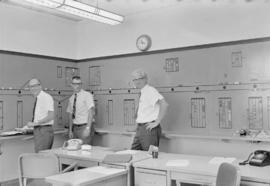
[23,0,124,25]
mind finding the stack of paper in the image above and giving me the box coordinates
[0,130,23,136]
[166,159,190,167]
[115,150,138,154]
[208,157,236,165]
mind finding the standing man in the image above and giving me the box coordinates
[131,69,168,151]
[27,78,54,153]
[67,76,95,144]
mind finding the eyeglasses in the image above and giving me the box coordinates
[71,82,82,85]
[29,84,40,88]
[132,78,145,82]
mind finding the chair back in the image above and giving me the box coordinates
[216,163,241,186]
[18,153,60,186]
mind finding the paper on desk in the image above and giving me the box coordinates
[86,166,125,175]
[166,159,190,167]
[209,157,236,165]
[115,150,138,154]
[0,130,23,136]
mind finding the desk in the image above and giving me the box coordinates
[133,153,270,186]
[46,166,128,186]
[43,148,151,186]
[42,146,113,167]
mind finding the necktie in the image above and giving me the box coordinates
[32,97,37,122]
[72,93,77,119]
[135,92,141,119]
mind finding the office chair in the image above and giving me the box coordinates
[215,162,241,186]
[18,153,77,186]
[176,162,241,186]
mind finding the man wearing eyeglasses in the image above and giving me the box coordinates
[131,69,168,151]
[66,76,95,144]
[27,78,54,152]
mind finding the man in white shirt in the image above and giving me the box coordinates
[27,78,54,153]
[67,76,95,144]
[131,69,168,151]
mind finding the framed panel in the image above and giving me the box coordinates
[107,100,113,125]
[123,99,135,126]
[218,97,232,129]
[164,57,179,72]
[248,97,263,129]
[17,100,23,128]
[191,98,206,128]
[57,104,63,126]
[57,66,62,78]
[0,101,3,130]
[89,66,101,86]
[268,97,270,129]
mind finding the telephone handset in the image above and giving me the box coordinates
[63,139,83,151]
[239,150,270,167]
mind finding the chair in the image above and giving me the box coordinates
[215,162,241,186]
[18,153,77,186]
[176,162,240,186]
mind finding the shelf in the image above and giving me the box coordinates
[95,128,135,136]
[162,131,270,143]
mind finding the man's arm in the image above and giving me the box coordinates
[87,107,95,128]
[146,99,169,131]
[27,111,54,127]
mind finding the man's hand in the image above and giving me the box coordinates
[27,122,37,128]
[69,131,73,139]
[145,121,159,132]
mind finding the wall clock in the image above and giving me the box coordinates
[136,35,152,51]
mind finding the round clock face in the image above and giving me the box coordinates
[136,35,152,51]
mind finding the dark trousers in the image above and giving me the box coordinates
[72,123,95,145]
[33,125,54,153]
[131,124,162,151]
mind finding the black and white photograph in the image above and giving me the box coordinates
[1,0,270,186]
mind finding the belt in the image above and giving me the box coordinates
[137,121,155,125]
[34,125,52,128]
[73,123,87,127]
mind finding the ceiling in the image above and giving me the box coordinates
[1,0,269,22]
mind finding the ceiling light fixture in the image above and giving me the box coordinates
[23,0,124,25]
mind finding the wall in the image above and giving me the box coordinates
[77,2,270,58]
[79,38,270,159]
[0,52,77,131]
[0,3,77,59]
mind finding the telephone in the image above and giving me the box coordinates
[63,139,83,151]
[239,150,270,167]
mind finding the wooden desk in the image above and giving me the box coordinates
[133,152,270,186]
[46,166,128,186]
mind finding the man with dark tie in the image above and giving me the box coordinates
[27,78,54,152]
[131,69,168,151]
[67,76,95,144]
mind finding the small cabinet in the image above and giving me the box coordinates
[135,168,167,186]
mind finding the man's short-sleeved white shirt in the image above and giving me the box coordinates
[67,89,94,124]
[136,84,164,123]
[34,90,54,125]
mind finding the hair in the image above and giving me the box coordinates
[72,76,81,81]
[29,78,41,86]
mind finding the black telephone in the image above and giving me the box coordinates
[239,150,270,167]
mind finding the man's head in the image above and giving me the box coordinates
[28,78,42,97]
[71,76,82,93]
[132,69,148,89]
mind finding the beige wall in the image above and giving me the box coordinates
[79,38,270,159]
[0,53,76,130]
